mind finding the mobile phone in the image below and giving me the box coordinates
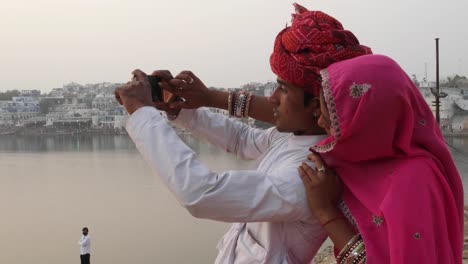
[147,75,163,102]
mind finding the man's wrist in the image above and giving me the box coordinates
[206,89,226,109]
[205,88,216,108]
[127,102,152,115]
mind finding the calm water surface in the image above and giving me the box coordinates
[0,135,466,264]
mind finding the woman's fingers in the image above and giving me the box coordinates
[307,153,325,169]
[308,153,327,179]
[299,162,320,185]
[298,166,313,189]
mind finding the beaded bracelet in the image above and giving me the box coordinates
[235,92,246,118]
[229,90,253,118]
[239,91,247,117]
[227,91,234,117]
[243,92,253,118]
[233,92,240,117]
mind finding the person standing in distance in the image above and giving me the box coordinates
[78,227,91,264]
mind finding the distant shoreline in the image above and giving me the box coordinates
[1,129,467,139]
[0,127,127,136]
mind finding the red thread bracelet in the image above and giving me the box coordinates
[322,215,346,227]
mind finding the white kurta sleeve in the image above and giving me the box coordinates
[79,236,90,246]
[126,107,312,223]
[171,108,280,160]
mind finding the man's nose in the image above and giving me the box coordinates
[268,89,279,105]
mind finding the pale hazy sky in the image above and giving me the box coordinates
[1,0,467,92]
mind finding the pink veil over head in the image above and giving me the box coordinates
[312,54,464,263]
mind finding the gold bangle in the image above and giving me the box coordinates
[337,234,363,264]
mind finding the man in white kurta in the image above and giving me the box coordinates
[114,4,370,262]
[78,227,91,264]
[125,106,327,263]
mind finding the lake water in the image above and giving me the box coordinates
[0,134,466,264]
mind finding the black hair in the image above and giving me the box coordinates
[304,92,314,106]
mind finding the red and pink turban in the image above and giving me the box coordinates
[270,3,372,96]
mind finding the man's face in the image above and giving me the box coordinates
[268,78,318,134]
[82,228,88,236]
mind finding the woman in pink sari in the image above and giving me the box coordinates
[299,54,464,263]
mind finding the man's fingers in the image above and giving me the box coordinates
[179,70,194,76]
[151,70,173,80]
[131,69,147,82]
[169,100,189,110]
[179,70,200,84]
[168,79,188,94]
[175,72,195,84]
[154,102,173,112]
[159,81,179,94]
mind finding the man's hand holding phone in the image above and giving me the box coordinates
[115,69,211,118]
[114,69,154,115]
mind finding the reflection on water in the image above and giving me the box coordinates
[0,134,465,178]
[446,136,468,154]
[445,137,468,177]
[0,134,220,154]
[0,135,467,264]
[0,135,136,152]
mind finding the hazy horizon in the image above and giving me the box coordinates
[1,0,467,92]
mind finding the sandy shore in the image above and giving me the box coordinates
[314,207,468,263]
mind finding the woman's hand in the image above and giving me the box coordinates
[298,153,342,224]
[299,154,358,251]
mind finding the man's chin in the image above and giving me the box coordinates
[275,120,293,133]
[275,124,288,133]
